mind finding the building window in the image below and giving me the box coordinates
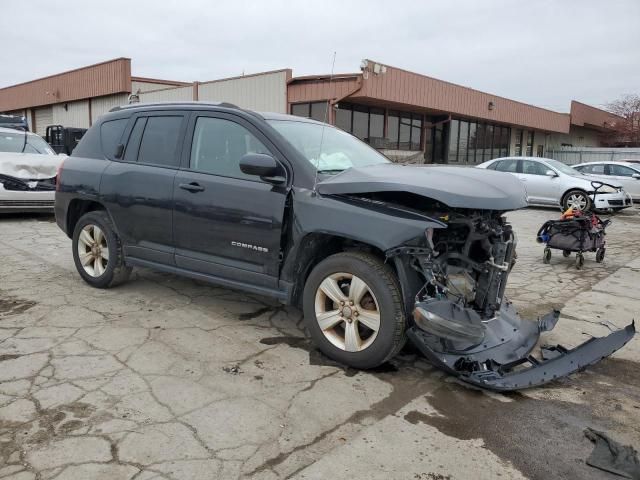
[447,119,510,164]
[514,129,523,156]
[310,102,328,122]
[467,122,477,162]
[352,105,369,141]
[399,113,411,149]
[458,121,469,162]
[411,116,422,150]
[335,104,415,149]
[335,107,351,132]
[448,119,460,162]
[386,112,399,149]
[500,127,510,157]
[369,108,385,148]
[525,130,535,156]
[290,102,329,123]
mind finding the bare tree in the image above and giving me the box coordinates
[603,94,640,147]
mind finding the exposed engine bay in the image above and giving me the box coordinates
[385,208,635,391]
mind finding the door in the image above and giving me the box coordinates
[516,159,559,205]
[100,112,188,264]
[172,112,289,289]
[607,163,640,200]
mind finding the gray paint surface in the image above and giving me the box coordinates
[317,164,528,210]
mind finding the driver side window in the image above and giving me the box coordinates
[609,164,636,177]
[189,117,271,180]
[521,160,547,175]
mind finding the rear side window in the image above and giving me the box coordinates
[579,164,605,174]
[494,159,518,172]
[137,116,183,167]
[100,119,128,159]
[124,118,146,163]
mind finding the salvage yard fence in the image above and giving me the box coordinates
[547,147,640,165]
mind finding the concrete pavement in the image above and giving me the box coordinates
[0,207,638,479]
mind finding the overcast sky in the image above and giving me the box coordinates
[1,0,638,112]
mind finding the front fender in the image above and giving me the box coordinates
[292,189,445,251]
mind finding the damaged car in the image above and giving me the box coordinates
[0,126,61,213]
[54,102,635,391]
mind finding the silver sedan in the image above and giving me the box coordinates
[572,161,640,202]
[476,156,633,211]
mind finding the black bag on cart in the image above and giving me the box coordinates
[542,218,606,252]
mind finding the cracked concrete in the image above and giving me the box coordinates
[0,208,639,479]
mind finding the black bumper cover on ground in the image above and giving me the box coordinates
[408,303,636,391]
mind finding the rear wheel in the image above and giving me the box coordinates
[562,250,571,258]
[72,211,131,288]
[596,247,605,263]
[563,190,590,211]
[302,252,405,369]
[543,247,551,264]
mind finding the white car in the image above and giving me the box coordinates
[476,156,633,211]
[572,161,640,202]
[0,127,62,213]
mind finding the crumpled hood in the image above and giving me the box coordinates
[0,152,63,179]
[317,164,528,210]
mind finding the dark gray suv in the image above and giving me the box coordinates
[54,102,634,390]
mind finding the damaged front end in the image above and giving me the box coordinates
[388,211,635,391]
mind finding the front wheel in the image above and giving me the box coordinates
[302,252,405,369]
[72,211,132,288]
[563,190,591,211]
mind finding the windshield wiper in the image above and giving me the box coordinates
[317,169,346,174]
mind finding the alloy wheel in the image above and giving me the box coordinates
[314,272,380,352]
[566,193,588,211]
[77,224,109,277]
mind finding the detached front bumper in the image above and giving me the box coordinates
[408,301,636,391]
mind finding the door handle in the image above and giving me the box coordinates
[179,182,205,193]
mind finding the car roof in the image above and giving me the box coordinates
[486,156,553,163]
[108,101,323,125]
[0,126,37,136]
[574,161,640,168]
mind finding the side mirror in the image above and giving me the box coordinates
[545,170,557,177]
[239,153,284,183]
[632,173,640,179]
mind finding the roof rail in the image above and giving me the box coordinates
[109,101,241,112]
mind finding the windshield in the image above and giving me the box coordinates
[0,131,56,155]
[268,120,389,172]
[545,158,580,176]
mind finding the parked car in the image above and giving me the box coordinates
[54,102,634,391]
[0,114,29,131]
[0,127,61,213]
[476,156,633,211]
[572,161,640,201]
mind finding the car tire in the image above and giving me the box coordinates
[72,211,132,288]
[302,251,406,369]
[562,189,591,211]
